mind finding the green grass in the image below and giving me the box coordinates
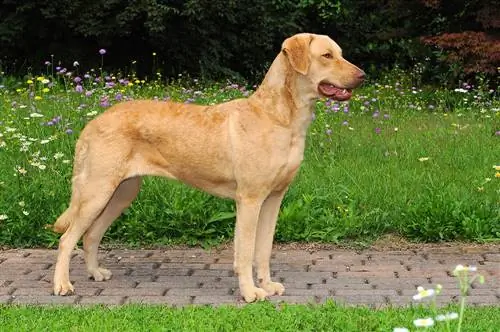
[1,302,499,331]
[0,72,499,247]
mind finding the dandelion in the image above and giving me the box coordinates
[413,286,436,300]
[435,312,459,321]
[418,157,430,162]
[413,318,434,328]
[0,214,8,221]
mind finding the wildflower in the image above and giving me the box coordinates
[65,129,73,135]
[40,139,50,144]
[152,52,156,56]
[74,76,82,83]
[73,61,79,67]
[0,215,8,221]
[372,111,380,118]
[100,96,110,108]
[454,88,468,93]
[495,130,500,136]
[17,167,27,175]
[27,79,34,84]
[36,76,44,82]
[418,157,430,162]
[435,312,459,321]
[44,61,51,66]
[85,90,93,97]
[30,113,44,118]
[342,120,348,126]
[54,152,64,159]
[496,172,500,178]
[374,127,381,134]
[413,318,434,328]
[453,264,477,275]
[393,328,409,332]
[19,201,25,207]
[22,210,29,216]
[42,88,50,93]
[34,96,42,100]
[494,165,500,171]
[326,129,332,135]
[99,48,107,55]
[413,286,435,300]
[75,85,84,93]
[394,127,399,132]
[37,164,46,170]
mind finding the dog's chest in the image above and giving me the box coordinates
[273,136,305,190]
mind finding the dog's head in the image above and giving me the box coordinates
[281,33,365,101]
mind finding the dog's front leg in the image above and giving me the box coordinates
[254,190,287,296]
[234,197,268,302]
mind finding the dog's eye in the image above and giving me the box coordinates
[322,53,333,59]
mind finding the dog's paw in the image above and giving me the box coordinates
[88,267,112,282]
[260,281,285,296]
[240,286,268,303]
[53,280,75,296]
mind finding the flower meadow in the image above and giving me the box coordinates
[0,54,499,248]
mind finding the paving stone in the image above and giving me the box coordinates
[0,287,15,296]
[0,295,13,304]
[101,287,167,296]
[193,295,239,305]
[167,288,232,296]
[79,296,125,305]
[126,296,192,305]
[11,295,77,305]
[271,295,324,304]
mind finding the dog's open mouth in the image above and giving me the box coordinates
[318,82,352,101]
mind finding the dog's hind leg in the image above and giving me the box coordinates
[53,178,120,296]
[83,176,142,282]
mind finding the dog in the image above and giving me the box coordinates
[52,33,365,302]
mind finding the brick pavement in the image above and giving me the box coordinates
[0,245,498,307]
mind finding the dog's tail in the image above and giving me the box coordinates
[52,209,72,233]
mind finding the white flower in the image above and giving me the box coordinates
[41,79,50,84]
[73,61,80,67]
[435,312,459,321]
[86,111,98,117]
[22,210,29,216]
[18,201,25,207]
[418,157,430,162]
[16,167,27,175]
[62,159,71,164]
[37,164,46,170]
[393,328,409,332]
[454,88,468,93]
[413,317,434,327]
[53,152,64,159]
[413,286,435,300]
[0,214,8,221]
[30,112,44,118]
[453,264,477,275]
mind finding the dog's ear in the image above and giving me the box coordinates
[281,33,313,75]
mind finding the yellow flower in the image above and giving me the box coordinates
[496,172,500,178]
[36,76,45,81]
[27,79,34,84]
[127,82,134,87]
[418,157,430,162]
[494,165,500,171]
[16,88,22,93]
[135,79,140,84]
[34,96,42,100]
[42,88,50,93]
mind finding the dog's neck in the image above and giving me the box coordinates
[249,53,317,136]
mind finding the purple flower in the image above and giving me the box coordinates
[55,66,61,71]
[495,130,500,136]
[383,114,390,119]
[100,96,110,108]
[374,127,381,134]
[364,101,370,106]
[46,121,54,126]
[59,68,67,74]
[74,77,82,83]
[105,82,115,88]
[65,129,73,135]
[342,120,349,126]
[99,49,107,55]
[115,93,123,101]
[84,74,91,79]
[343,106,349,114]
[326,129,332,135]
[75,84,83,93]
[372,111,380,118]
[85,90,93,97]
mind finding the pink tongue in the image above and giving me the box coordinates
[319,83,351,100]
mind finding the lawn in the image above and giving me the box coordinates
[1,302,500,332]
[0,70,499,248]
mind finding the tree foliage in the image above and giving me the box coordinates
[0,0,498,82]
